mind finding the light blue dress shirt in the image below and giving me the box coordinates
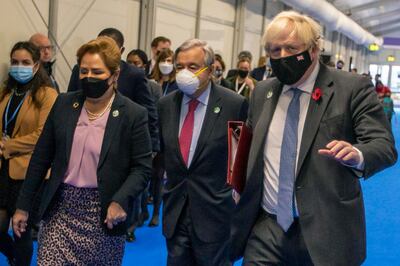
[179,83,211,166]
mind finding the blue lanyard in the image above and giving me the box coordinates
[4,92,28,136]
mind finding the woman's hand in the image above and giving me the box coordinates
[104,202,127,229]
[245,77,255,91]
[12,209,29,238]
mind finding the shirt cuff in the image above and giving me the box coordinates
[341,146,364,171]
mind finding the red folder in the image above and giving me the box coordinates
[227,121,252,194]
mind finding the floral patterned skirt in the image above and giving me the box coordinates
[37,183,125,266]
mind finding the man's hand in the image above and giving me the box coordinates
[318,140,361,167]
[12,209,29,238]
[104,202,127,229]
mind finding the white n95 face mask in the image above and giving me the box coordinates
[159,62,174,75]
[176,69,200,96]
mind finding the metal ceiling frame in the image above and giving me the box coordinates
[368,18,400,33]
[375,26,400,37]
[337,0,399,15]
[355,8,400,26]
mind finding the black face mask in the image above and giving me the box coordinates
[270,50,312,85]
[80,77,110,98]
[238,69,249,79]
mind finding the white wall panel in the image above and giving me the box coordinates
[155,6,196,50]
[54,0,140,92]
[201,0,236,23]
[243,0,263,67]
[199,20,234,69]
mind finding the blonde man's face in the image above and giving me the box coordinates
[268,31,307,59]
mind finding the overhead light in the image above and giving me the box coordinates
[387,55,395,62]
[369,43,380,51]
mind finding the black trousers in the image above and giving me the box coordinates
[166,203,230,266]
[242,210,313,266]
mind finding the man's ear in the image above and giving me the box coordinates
[120,47,125,55]
[310,46,319,61]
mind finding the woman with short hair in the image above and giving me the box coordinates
[13,36,152,265]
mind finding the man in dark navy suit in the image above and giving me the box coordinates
[158,39,248,266]
[67,28,159,152]
[146,36,171,77]
[250,57,273,81]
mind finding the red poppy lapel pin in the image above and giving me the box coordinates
[312,87,322,102]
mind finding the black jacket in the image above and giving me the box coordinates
[231,64,397,265]
[67,61,160,151]
[16,92,153,235]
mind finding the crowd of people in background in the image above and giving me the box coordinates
[0,10,397,266]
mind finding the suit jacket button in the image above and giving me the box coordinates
[182,194,186,199]
[296,186,302,190]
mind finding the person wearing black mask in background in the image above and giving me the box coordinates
[29,33,60,94]
[212,54,232,89]
[230,11,396,266]
[226,50,253,79]
[226,57,256,100]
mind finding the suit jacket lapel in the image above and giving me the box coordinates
[65,93,85,165]
[190,84,221,168]
[247,80,283,174]
[296,64,335,178]
[169,92,187,169]
[98,93,125,169]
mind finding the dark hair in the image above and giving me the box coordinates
[214,54,226,71]
[98,28,124,48]
[151,36,171,48]
[238,50,252,62]
[127,49,148,65]
[151,48,175,82]
[1,41,52,108]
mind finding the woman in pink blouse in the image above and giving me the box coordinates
[12,36,152,265]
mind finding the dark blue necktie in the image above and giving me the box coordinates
[277,88,302,232]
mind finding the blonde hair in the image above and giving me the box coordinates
[76,36,121,74]
[262,11,323,54]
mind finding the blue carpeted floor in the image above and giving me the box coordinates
[1,115,399,265]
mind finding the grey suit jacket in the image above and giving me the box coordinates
[158,82,248,243]
[231,64,397,265]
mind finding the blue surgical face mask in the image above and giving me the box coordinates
[9,65,34,84]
